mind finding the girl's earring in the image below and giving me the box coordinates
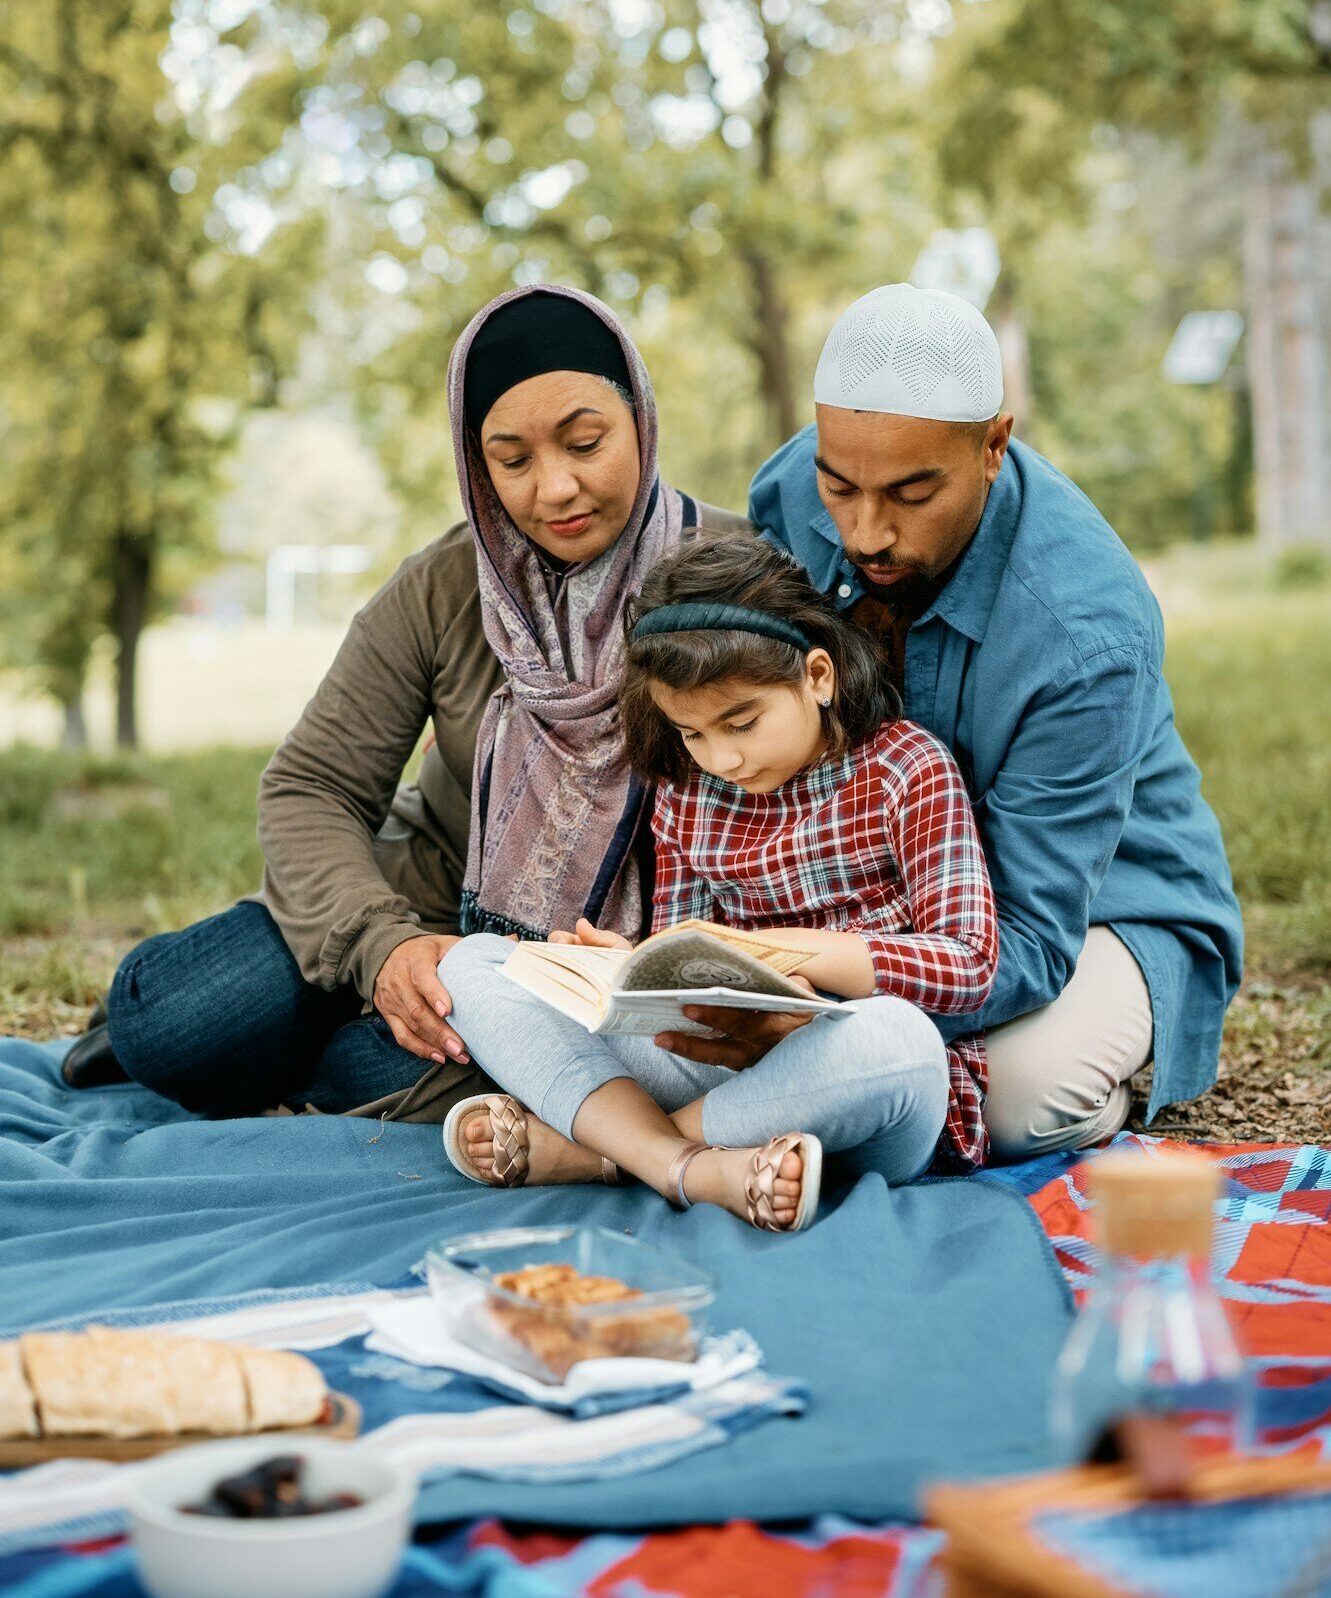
[819,697,832,708]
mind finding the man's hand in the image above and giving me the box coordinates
[656,974,817,1069]
[548,917,633,951]
[373,934,470,1065]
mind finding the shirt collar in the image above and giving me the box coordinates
[808,502,843,549]
[916,444,1023,643]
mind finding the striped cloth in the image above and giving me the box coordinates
[0,1284,802,1561]
[653,717,999,1167]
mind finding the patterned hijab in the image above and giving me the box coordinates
[449,284,687,940]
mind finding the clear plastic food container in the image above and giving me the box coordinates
[425,1226,716,1384]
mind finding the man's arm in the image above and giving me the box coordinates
[931,640,1158,1043]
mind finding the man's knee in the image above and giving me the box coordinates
[982,926,1151,1162]
[984,1072,1132,1162]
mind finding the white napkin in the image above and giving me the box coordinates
[364,1294,761,1411]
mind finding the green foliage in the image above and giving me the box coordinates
[0,2,321,733]
[0,0,1324,738]
[934,0,1328,187]
[1272,543,1331,590]
[1011,184,1251,549]
[313,0,930,534]
[924,0,1327,548]
[1168,591,1331,968]
[0,744,268,939]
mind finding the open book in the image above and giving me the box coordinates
[501,919,843,1036]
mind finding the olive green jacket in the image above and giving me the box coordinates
[252,506,752,1121]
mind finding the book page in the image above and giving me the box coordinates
[502,942,629,1028]
[598,986,840,1037]
[619,930,816,1000]
[639,919,816,976]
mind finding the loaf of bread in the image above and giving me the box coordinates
[0,1327,329,1440]
[0,1340,38,1439]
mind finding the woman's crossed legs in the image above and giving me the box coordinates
[442,934,949,1225]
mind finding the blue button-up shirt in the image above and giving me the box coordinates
[750,428,1243,1118]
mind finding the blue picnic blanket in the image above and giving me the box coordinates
[0,1037,1072,1528]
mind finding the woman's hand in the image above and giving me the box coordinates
[373,934,471,1065]
[548,917,633,951]
[655,974,818,1070]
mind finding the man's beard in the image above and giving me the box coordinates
[851,558,936,616]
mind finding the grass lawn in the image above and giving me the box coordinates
[1,546,1327,1143]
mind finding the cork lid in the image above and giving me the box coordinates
[1090,1151,1220,1259]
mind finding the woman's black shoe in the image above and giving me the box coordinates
[61,1023,130,1088]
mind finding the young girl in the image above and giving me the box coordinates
[440,537,998,1233]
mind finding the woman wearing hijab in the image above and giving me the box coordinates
[64,285,750,1120]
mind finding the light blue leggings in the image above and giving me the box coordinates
[442,934,950,1184]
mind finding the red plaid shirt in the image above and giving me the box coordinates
[651,719,999,1169]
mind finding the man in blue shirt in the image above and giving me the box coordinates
[668,284,1242,1159]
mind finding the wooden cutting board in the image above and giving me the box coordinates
[0,1391,360,1466]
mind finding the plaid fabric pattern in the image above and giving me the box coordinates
[651,719,999,1168]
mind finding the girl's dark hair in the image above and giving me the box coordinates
[620,535,901,785]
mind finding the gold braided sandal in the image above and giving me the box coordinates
[442,1093,620,1188]
[665,1132,822,1232]
[744,1132,822,1232]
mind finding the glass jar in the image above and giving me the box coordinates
[1050,1150,1254,1466]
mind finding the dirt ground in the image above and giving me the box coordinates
[1128,969,1329,1146]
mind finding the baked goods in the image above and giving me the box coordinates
[487,1262,695,1379]
[1,1327,329,1441]
[239,1347,330,1434]
[0,1340,38,1439]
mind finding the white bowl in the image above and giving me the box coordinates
[125,1436,414,1598]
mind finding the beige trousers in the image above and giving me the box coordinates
[982,926,1154,1162]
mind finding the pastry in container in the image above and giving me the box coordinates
[426,1225,716,1383]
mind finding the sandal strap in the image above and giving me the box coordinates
[744,1132,806,1232]
[664,1141,710,1209]
[486,1095,530,1187]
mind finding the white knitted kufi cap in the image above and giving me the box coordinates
[814,283,1003,422]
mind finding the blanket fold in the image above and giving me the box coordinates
[0,1039,1071,1527]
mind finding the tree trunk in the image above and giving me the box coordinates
[742,245,800,448]
[111,529,151,749]
[60,693,89,750]
[990,278,1034,436]
[740,20,798,450]
[1241,120,1331,549]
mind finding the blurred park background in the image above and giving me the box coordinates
[0,0,1327,1134]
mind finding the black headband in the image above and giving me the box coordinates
[464,291,633,434]
[631,602,814,654]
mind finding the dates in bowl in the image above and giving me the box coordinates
[125,1436,414,1598]
[182,1453,365,1519]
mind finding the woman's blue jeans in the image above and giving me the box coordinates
[105,902,434,1117]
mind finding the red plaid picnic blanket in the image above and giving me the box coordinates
[468,1135,1331,1597]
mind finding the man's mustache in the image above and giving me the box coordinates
[849,551,927,575]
